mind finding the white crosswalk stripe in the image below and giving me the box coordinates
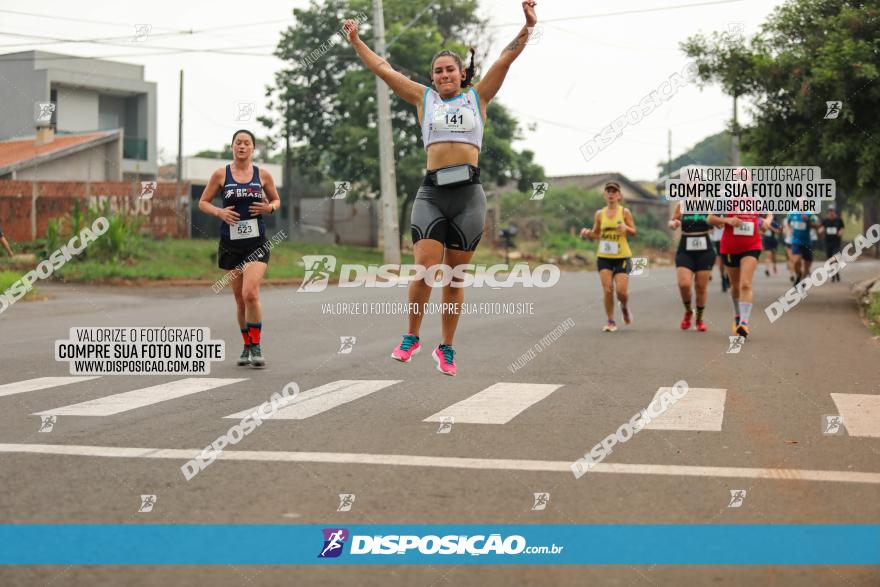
[831,393,880,438]
[0,377,101,398]
[643,387,727,431]
[5,377,876,444]
[33,378,246,416]
[225,379,402,420]
[424,382,563,425]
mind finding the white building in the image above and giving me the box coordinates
[0,51,157,180]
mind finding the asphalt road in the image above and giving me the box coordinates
[0,258,878,586]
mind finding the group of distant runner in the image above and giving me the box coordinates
[580,188,844,340]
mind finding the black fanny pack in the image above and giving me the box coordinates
[424,164,481,188]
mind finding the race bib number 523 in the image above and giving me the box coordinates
[231,218,259,240]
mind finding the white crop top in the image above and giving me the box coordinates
[421,87,484,151]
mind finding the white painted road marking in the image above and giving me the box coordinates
[0,377,100,398]
[424,382,562,425]
[1,443,879,484]
[225,380,401,420]
[831,393,880,438]
[643,387,727,431]
[33,378,246,416]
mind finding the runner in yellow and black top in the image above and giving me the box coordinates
[580,181,637,332]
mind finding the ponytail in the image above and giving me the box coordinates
[461,47,476,88]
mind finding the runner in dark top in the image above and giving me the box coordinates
[198,129,281,368]
[821,205,845,282]
[669,203,715,331]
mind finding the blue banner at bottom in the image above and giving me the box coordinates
[0,525,877,565]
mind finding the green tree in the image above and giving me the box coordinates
[658,131,733,175]
[263,0,544,240]
[683,0,880,209]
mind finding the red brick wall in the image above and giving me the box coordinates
[0,181,189,241]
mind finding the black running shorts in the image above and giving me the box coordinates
[218,238,270,270]
[675,235,716,272]
[721,249,761,268]
[597,257,632,275]
[410,182,487,252]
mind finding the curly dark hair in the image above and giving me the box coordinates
[430,47,476,88]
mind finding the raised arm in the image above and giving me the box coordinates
[474,1,537,104]
[343,19,426,106]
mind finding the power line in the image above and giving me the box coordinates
[0,31,278,57]
[487,0,744,27]
[0,46,279,62]
[0,13,295,49]
[0,8,184,32]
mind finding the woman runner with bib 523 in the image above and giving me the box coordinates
[580,181,637,332]
[198,129,281,368]
[344,1,537,376]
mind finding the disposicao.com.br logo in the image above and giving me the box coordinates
[298,255,560,292]
[318,529,563,558]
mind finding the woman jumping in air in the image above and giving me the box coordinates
[344,1,537,376]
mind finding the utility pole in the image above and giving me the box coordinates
[177,70,188,238]
[731,94,740,166]
[284,97,293,240]
[667,129,672,177]
[372,0,401,264]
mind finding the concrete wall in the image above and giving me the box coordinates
[300,199,378,247]
[0,56,48,140]
[33,51,145,81]
[56,86,99,132]
[98,94,126,130]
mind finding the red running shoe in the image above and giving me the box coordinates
[680,311,693,330]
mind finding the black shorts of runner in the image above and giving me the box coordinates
[597,257,632,275]
[410,173,487,252]
[826,242,842,258]
[722,249,761,268]
[675,235,716,272]
[791,243,813,262]
[218,238,270,271]
[762,236,778,251]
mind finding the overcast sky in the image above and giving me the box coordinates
[0,0,786,181]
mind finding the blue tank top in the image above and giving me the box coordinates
[220,164,265,243]
[787,212,812,245]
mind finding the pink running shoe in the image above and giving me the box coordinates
[391,334,420,362]
[433,344,456,376]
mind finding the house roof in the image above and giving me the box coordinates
[0,130,120,176]
[547,172,661,202]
